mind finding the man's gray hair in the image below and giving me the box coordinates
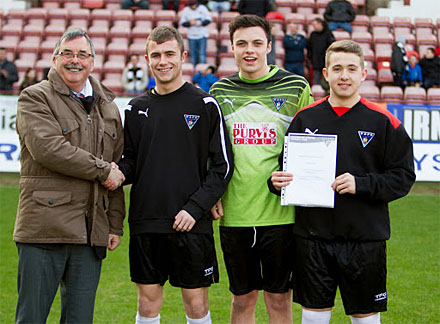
[53,28,95,58]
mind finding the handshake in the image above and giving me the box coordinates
[102,162,125,191]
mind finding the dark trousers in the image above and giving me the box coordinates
[15,243,102,324]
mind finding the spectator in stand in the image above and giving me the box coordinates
[324,0,356,33]
[238,0,271,18]
[207,0,231,14]
[20,68,39,92]
[180,0,212,66]
[402,54,423,87]
[122,54,148,95]
[419,47,440,90]
[0,47,18,91]
[283,23,307,76]
[163,0,180,11]
[121,0,149,9]
[192,65,218,92]
[307,18,335,86]
[391,36,408,88]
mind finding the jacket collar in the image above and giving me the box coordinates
[48,68,116,103]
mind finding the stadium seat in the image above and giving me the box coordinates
[333,31,351,41]
[209,11,219,27]
[375,43,392,62]
[404,86,426,104]
[91,9,112,22]
[88,25,109,39]
[154,10,176,23]
[217,62,239,79]
[414,17,434,29]
[91,37,106,55]
[373,28,394,45]
[42,0,60,9]
[271,24,285,41]
[311,84,326,100]
[44,24,66,38]
[296,0,316,15]
[393,16,413,31]
[35,58,52,78]
[134,9,155,22]
[132,20,153,40]
[352,31,372,45]
[371,16,391,29]
[83,0,104,9]
[381,86,403,103]
[394,28,416,45]
[68,20,89,30]
[285,13,305,26]
[358,43,374,62]
[107,38,129,56]
[2,22,23,37]
[219,11,239,24]
[70,8,90,22]
[366,66,377,81]
[61,0,82,9]
[17,39,41,53]
[101,73,124,95]
[182,62,194,76]
[48,8,69,20]
[276,0,296,12]
[0,37,19,55]
[112,9,133,22]
[15,55,37,72]
[109,25,131,40]
[103,60,125,74]
[128,42,146,56]
[427,88,440,105]
[265,11,285,27]
[206,38,218,57]
[352,15,370,32]
[360,84,380,102]
[219,56,236,66]
[416,30,437,46]
[377,68,394,86]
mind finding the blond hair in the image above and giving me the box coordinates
[325,40,365,69]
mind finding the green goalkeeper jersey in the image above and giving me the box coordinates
[210,66,313,227]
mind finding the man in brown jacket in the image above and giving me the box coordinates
[14,29,126,323]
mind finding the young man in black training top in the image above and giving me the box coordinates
[270,40,415,324]
[105,26,233,324]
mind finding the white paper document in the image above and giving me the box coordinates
[281,133,338,208]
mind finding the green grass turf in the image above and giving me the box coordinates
[0,181,439,323]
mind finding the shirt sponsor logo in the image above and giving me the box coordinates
[184,114,200,130]
[204,266,214,277]
[138,108,149,118]
[232,122,277,145]
[374,292,387,301]
[358,130,375,147]
[272,98,287,111]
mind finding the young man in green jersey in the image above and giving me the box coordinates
[209,14,313,324]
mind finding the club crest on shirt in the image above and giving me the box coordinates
[184,114,200,130]
[358,130,375,147]
[272,98,287,111]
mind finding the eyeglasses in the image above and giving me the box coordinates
[57,51,93,60]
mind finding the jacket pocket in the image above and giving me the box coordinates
[59,118,81,147]
[103,125,117,160]
[32,191,72,207]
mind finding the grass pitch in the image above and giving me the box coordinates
[0,176,439,323]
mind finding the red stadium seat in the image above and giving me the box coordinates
[296,0,316,15]
[91,9,112,22]
[381,86,403,103]
[61,0,82,9]
[333,30,350,41]
[107,38,129,56]
[103,60,125,74]
[2,22,23,37]
[7,8,27,20]
[112,9,133,22]
[155,10,176,23]
[416,30,437,46]
[219,11,239,24]
[217,62,239,79]
[377,68,394,86]
[352,31,372,45]
[352,15,370,32]
[394,28,416,45]
[44,24,66,38]
[17,39,41,53]
[70,8,90,22]
[128,42,146,56]
[373,28,394,45]
[102,73,124,95]
[366,66,377,81]
[109,25,131,40]
[134,10,155,22]
[414,17,434,29]
[404,86,426,104]
[206,38,218,57]
[393,16,413,30]
[88,25,109,39]
[427,88,440,105]
[360,84,380,102]
[285,13,305,26]
[311,84,326,100]
[132,20,153,40]
[375,44,392,62]
[42,0,60,9]
[83,0,104,9]
[48,8,69,21]
[371,16,391,29]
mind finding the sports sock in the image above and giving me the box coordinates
[135,312,160,324]
[301,309,332,324]
[350,313,381,324]
[186,310,211,324]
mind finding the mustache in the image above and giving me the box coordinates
[64,64,84,70]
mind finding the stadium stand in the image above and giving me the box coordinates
[0,0,438,100]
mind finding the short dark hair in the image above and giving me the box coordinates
[228,14,272,45]
[53,29,95,58]
[146,26,185,56]
[427,47,436,54]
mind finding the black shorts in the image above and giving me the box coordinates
[292,236,387,315]
[129,232,219,289]
[220,224,294,295]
